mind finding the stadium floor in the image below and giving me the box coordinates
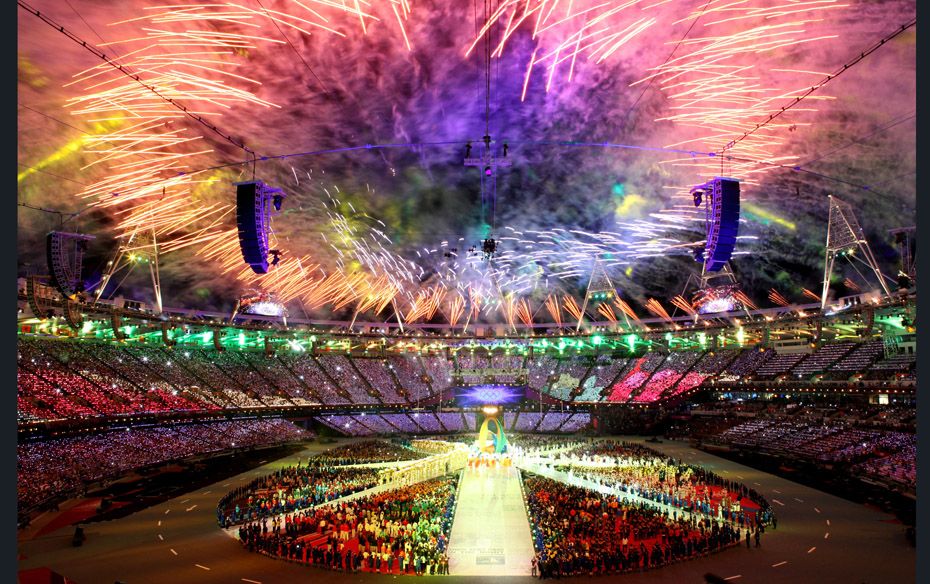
[18,437,915,584]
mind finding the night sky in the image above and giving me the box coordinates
[17,0,916,321]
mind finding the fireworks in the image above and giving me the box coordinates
[597,302,618,323]
[639,0,847,207]
[468,1,657,100]
[404,285,447,323]
[544,294,562,329]
[20,0,889,326]
[644,297,672,322]
[802,288,822,303]
[669,295,697,318]
[561,295,583,324]
[515,298,533,327]
[732,290,757,311]
[446,293,466,328]
[768,289,790,307]
[613,297,639,322]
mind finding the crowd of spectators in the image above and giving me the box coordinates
[719,348,773,381]
[528,355,558,390]
[316,410,589,437]
[753,352,807,378]
[557,413,591,433]
[319,415,375,436]
[534,412,573,432]
[316,355,380,405]
[309,440,423,465]
[237,475,457,576]
[386,356,433,401]
[830,340,884,373]
[419,354,453,393]
[574,356,629,401]
[241,352,316,406]
[708,412,916,492]
[523,474,747,578]
[493,354,526,383]
[514,412,544,432]
[18,337,915,421]
[218,464,380,526]
[18,419,309,513]
[276,352,348,405]
[632,351,703,403]
[607,352,665,402]
[378,413,424,434]
[353,359,408,404]
[791,342,856,375]
[436,412,467,432]
[555,441,773,529]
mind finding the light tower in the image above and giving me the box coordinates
[821,195,892,309]
[94,227,163,314]
[577,257,621,331]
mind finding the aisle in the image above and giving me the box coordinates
[447,465,535,576]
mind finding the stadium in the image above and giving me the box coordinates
[16,1,916,583]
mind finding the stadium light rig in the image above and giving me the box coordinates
[463,136,511,174]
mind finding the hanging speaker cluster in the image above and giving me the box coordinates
[690,177,740,272]
[46,231,95,299]
[235,180,286,274]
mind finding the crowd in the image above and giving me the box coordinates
[237,475,458,576]
[523,474,750,578]
[607,352,666,402]
[18,336,914,424]
[709,414,917,491]
[556,441,773,529]
[18,419,309,513]
[310,440,423,465]
[631,351,703,403]
[217,464,380,526]
[386,356,433,398]
[318,412,591,437]
[316,355,380,405]
[354,359,408,403]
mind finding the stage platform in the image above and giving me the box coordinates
[447,464,535,576]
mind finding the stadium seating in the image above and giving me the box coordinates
[276,352,349,405]
[386,356,433,400]
[574,355,629,401]
[353,358,408,403]
[830,340,884,372]
[607,352,666,402]
[791,342,855,376]
[420,354,454,393]
[408,412,444,433]
[18,419,309,511]
[719,348,773,380]
[708,414,915,492]
[632,350,703,403]
[754,351,807,378]
[513,412,543,432]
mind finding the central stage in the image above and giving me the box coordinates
[447,464,535,576]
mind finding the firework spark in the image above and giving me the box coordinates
[644,297,672,322]
[768,288,790,307]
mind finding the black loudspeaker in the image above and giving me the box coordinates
[46,231,94,299]
[704,178,740,272]
[236,181,270,274]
